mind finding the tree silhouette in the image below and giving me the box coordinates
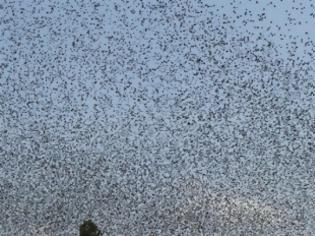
[79,219,102,236]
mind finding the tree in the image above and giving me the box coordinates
[79,219,102,236]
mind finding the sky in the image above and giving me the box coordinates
[217,0,315,57]
[1,0,315,234]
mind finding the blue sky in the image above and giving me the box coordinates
[218,0,315,57]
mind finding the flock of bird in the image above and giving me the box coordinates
[1,0,315,235]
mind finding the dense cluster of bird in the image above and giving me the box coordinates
[1,0,315,235]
